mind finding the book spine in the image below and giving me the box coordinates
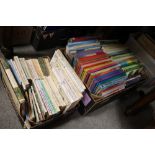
[27,59,39,79]
[52,65,75,103]
[53,56,83,100]
[7,59,22,85]
[53,50,85,92]
[26,59,36,79]
[42,79,60,113]
[32,59,44,78]
[19,58,30,80]
[31,86,44,121]
[34,79,52,116]
[22,58,31,79]
[45,76,66,108]
[5,68,25,104]
[14,56,29,89]
[50,68,71,106]
[32,80,48,116]
[38,57,49,76]
[39,79,59,115]
[28,88,35,121]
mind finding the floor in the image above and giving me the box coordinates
[0,45,154,129]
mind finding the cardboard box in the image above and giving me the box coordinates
[0,50,78,128]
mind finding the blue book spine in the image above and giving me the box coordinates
[68,40,99,47]
[89,70,124,91]
[92,75,127,93]
[7,60,22,85]
[97,76,127,91]
[67,44,101,52]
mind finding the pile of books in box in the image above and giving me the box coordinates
[66,37,146,99]
[0,49,85,127]
[102,43,145,87]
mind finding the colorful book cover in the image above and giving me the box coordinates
[86,65,121,88]
[93,75,127,94]
[89,69,125,92]
[82,61,117,84]
[81,60,113,80]
[78,58,111,77]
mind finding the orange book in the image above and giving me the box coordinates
[80,59,112,76]
[86,66,120,87]
[75,54,109,74]
[82,61,117,83]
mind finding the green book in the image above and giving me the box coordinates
[38,57,49,76]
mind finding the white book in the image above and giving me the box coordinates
[26,59,35,79]
[52,57,83,100]
[43,58,63,106]
[42,79,60,114]
[52,61,83,102]
[19,58,31,79]
[38,79,58,115]
[51,50,85,93]
[12,60,23,85]
[14,56,29,89]
[19,58,29,79]
[33,79,50,116]
[49,69,71,106]
[51,66,81,111]
[45,76,67,108]
[32,59,44,78]
[31,86,44,121]
[52,65,75,103]
[35,79,53,116]
[43,58,72,108]
[6,69,18,88]
[26,59,39,79]
[52,61,78,101]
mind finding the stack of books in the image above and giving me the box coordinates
[102,43,145,87]
[66,37,145,99]
[66,37,101,61]
[1,49,85,125]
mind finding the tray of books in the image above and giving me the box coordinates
[65,37,148,114]
[0,49,86,128]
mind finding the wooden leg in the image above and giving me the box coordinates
[126,89,155,115]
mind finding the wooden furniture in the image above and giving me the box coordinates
[126,88,155,115]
